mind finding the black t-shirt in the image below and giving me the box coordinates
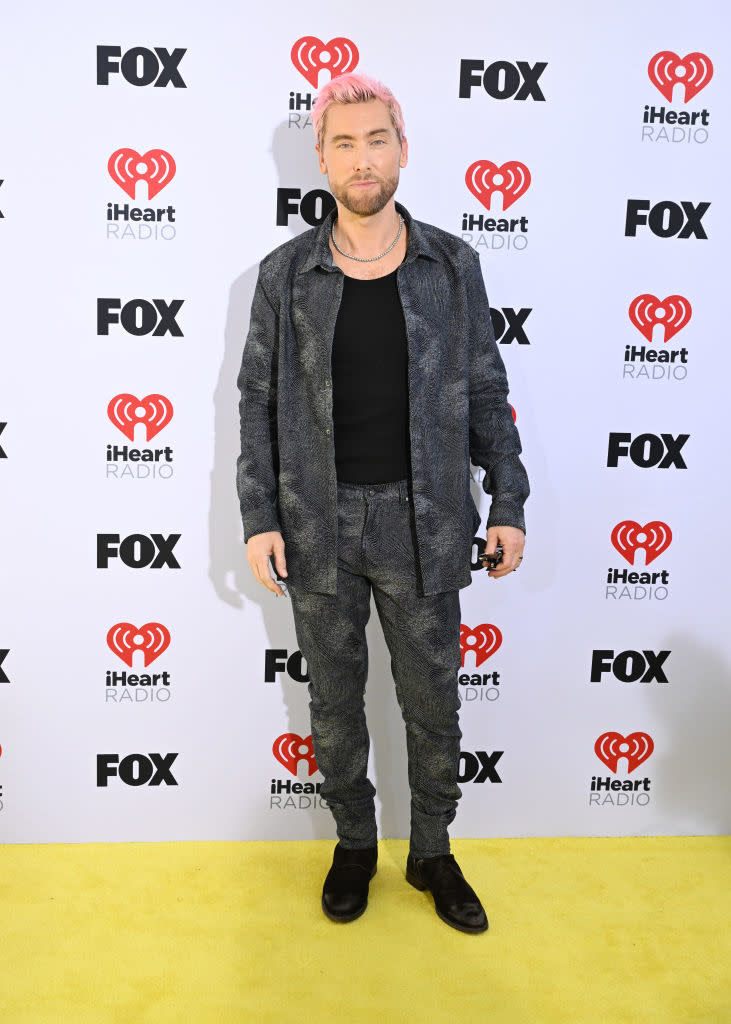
[331,269,410,483]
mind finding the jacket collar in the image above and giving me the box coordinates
[297,199,439,275]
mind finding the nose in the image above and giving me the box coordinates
[351,143,372,173]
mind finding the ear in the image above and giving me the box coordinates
[400,136,409,169]
[316,143,328,176]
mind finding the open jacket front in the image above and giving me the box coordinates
[236,200,530,596]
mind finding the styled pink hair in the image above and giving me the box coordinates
[312,72,406,151]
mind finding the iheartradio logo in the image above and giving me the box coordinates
[629,294,691,343]
[108,148,176,200]
[273,733,318,777]
[595,732,654,773]
[107,622,171,667]
[648,51,713,104]
[460,624,502,668]
[108,394,173,442]
[611,521,672,566]
[466,160,531,212]
[291,36,359,89]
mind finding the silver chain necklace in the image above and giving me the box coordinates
[331,214,404,262]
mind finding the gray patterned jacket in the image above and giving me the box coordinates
[236,199,529,596]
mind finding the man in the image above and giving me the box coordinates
[237,72,529,934]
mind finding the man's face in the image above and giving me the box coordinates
[317,98,408,217]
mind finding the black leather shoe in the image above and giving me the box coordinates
[406,852,488,933]
[321,842,378,922]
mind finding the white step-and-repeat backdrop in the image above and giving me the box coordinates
[1,0,729,842]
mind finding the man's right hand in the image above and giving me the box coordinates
[246,531,288,596]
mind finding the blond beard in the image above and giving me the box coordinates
[331,172,400,217]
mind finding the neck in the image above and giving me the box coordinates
[332,201,401,257]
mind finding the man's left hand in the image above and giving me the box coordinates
[485,525,525,579]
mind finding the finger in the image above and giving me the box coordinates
[484,529,501,555]
[272,539,288,577]
[255,557,284,596]
[500,544,524,567]
[488,566,516,579]
[488,553,522,578]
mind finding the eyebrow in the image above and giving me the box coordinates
[329,128,391,142]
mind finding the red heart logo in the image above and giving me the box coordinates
[291,36,359,88]
[595,732,654,774]
[273,733,318,777]
[647,51,713,103]
[465,160,531,212]
[108,148,176,200]
[107,393,174,442]
[460,624,502,668]
[107,622,171,667]
[628,294,692,343]
[611,521,672,565]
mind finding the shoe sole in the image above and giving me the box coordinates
[406,869,489,934]
[321,865,377,923]
[321,897,368,923]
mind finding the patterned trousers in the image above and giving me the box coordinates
[284,477,463,859]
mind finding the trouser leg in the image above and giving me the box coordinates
[286,494,377,848]
[371,581,463,859]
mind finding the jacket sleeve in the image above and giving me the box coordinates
[465,249,530,534]
[236,269,282,541]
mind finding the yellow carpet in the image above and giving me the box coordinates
[1,837,729,1023]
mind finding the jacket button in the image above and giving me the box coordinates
[325,428,331,435]
[325,380,331,387]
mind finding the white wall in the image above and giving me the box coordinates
[0,0,728,842]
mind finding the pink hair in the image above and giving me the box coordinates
[312,72,406,151]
